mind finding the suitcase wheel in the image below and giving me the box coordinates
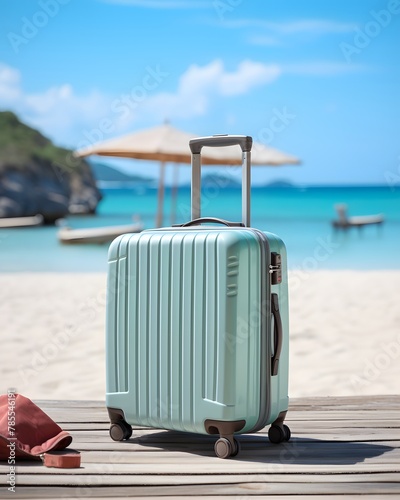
[230,438,241,457]
[283,424,291,441]
[214,437,240,459]
[268,424,291,444]
[109,420,132,441]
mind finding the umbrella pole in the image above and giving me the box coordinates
[156,161,166,228]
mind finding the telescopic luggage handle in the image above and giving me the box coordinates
[189,134,253,227]
[189,134,253,154]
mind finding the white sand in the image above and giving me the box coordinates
[1,271,399,401]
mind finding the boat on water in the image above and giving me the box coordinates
[58,221,143,244]
[0,214,44,228]
[332,204,384,229]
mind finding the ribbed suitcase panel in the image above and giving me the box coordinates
[106,256,129,395]
[106,229,264,434]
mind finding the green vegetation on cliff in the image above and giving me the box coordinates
[0,111,101,221]
[0,111,84,173]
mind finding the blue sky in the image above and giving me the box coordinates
[0,0,399,185]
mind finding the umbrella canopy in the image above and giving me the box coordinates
[75,123,300,166]
[75,123,223,164]
[208,141,300,166]
[75,123,300,226]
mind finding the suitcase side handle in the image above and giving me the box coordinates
[190,134,252,227]
[177,217,245,228]
[271,293,283,376]
[189,134,253,154]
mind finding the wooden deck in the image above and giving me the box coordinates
[2,396,400,498]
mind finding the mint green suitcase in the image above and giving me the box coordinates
[106,135,290,458]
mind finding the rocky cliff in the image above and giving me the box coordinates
[0,111,102,223]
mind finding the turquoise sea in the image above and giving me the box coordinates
[1,186,399,272]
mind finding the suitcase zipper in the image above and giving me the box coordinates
[249,228,272,433]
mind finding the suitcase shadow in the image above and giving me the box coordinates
[130,430,394,464]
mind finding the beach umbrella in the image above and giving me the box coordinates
[75,123,300,226]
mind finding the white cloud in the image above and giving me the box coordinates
[0,60,281,146]
[180,60,280,96]
[248,35,281,47]
[100,0,211,8]
[0,63,21,101]
[25,88,112,145]
[140,60,281,120]
[270,19,357,34]
[0,62,111,146]
[222,18,357,42]
[218,60,281,95]
[284,61,366,76]
[0,57,361,148]
[24,84,74,114]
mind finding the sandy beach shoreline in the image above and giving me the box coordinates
[1,271,399,401]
